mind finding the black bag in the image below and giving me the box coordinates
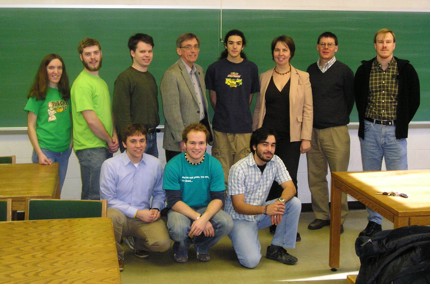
[355,225,430,284]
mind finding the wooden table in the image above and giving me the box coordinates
[0,217,120,283]
[329,170,430,270]
[0,163,60,211]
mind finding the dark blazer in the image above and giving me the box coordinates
[160,59,210,151]
[354,57,420,139]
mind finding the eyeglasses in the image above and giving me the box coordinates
[382,191,408,198]
[180,45,200,51]
[319,43,335,48]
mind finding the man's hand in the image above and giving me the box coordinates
[189,218,214,238]
[135,209,160,223]
[266,201,285,226]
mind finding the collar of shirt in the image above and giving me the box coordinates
[245,152,275,168]
[181,58,196,75]
[317,56,336,73]
[119,151,146,167]
[372,57,396,71]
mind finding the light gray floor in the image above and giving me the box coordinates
[119,209,393,284]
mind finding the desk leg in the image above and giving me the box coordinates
[329,178,342,270]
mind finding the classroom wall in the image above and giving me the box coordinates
[0,0,429,204]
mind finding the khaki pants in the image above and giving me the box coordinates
[212,130,251,184]
[306,126,350,222]
[108,208,171,260]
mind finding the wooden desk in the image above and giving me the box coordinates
[0,217,120,283]
[0,163,60,211]
[329,170,430,270]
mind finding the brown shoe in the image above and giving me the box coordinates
[118,259,124,272]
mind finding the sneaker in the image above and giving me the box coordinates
[173,241,188,263]
[124,236,135,250]
[118,259,124,272]
[359,221,382,237]
[196,252,211,262]
[134,249,150,259]
[195,244,210,262]
[308,219,330,230]
[266,245,298,265]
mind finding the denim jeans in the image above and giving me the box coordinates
[167,207,233,256]
[145,131,159,158]
[75,147,111,200]
[360,121,408,224]
[229,197,301,268]
[32,147,72,192]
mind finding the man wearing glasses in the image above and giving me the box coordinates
[161,33,212,162]
[305,32,354,232]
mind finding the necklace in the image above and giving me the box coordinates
[185,153,205,165]
[273,67,291,75]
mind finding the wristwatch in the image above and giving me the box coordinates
[277,197,285,203]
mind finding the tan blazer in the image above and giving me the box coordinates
[252,66,313,142]
[161,59,210,151]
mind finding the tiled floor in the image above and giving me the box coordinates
[119,209,393,284]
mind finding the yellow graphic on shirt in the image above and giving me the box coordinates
[225,72,243,88]
[47,100,68,122]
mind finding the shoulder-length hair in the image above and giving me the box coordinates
[27,54,70,100]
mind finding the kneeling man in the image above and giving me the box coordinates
[225,128,301,268]
[100,124,170,271]
[163,123,233,263]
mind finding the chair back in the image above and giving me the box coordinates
[0,155,16,164]
[0,199,12,221]
[25,199,107,220]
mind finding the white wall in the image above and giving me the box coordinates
[0,0,429,12]
[1,125,429,202]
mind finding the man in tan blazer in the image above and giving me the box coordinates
[161,33,212,162]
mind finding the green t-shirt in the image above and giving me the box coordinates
[163,152,225,208]
[24,88,71,152]
[71,70,113,151]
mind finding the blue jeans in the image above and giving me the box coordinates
[360,121,408,224]
[167,207,233,256]
[229,197,301,269]
[145,131,159,158]
[32,147,72,192]
[75,148,111,200]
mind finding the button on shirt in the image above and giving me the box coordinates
[366,58,399,120]
[225,152,292,222]
[183,60,205,120]
[100,152,165,218]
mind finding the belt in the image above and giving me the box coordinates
[147,127,157,133]
[365,118,395,126]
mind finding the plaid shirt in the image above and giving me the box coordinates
[365,58,399,120]
[225,152,292,222]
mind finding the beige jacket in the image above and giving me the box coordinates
[252,66,313,142]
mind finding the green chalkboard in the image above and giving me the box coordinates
[0,8,429,127]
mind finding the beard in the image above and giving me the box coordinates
[256,150,273,163]
[82,58,103,72]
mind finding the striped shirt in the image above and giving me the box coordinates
[225,152,291,221]
[365,58,399,120]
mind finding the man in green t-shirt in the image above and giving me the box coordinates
[71,37,119,200]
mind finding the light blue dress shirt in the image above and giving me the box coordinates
[100,152,165,218]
